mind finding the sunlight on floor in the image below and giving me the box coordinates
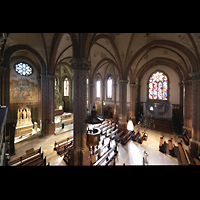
[127,142,143,165]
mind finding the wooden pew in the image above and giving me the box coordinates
[101,125,111,135]
[23,153,45,166]
[193,157,200,165]
[54,136,73,150]
[54,136,74,156]
[138,131,148,144]
[132,130,138,141]
[9,147,41,166]
[121,131,135,145]
[183,132,190,146]
[93,144,118,166]
[179,130,190,146]
[95,141,111,159]
[105,145,118,166]
[8,147,48,166]
[63,147,72,165]
[177,142,188,165]
[114,130,124,142]
[185,150,196,165]
[164,141,169,154]
[110,129,119,140]
[133,130,141,142]
[159,136,165,152]
[168,138,176,157]
[57,138,73,156]
[105,126,115,137]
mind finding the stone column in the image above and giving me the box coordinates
[0,65,7,106]
[129,83,137,125]
[101,84,105,117]
[41,74,55,136]
[69,58,91,166]
[69,84,73,112]
[37,76,41,127]
[189,72,200,156]
[179,82,184,125]
[118,79,128,134]
[179,82,183,109]
[113,83,117,118]
[89,82,94,113]
[0,65,10,122]
[182,79,193,137]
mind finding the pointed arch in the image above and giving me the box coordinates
[92,57,121,81]
[126,39,199,77]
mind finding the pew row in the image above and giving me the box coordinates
[158,136,200,165]
[93,145,118,166]
[132,130,141,142]
[54,136,74,156]
[121,131,135,145]
[114,131,124,142]
[8,147,49,166]
[138,131,148,144]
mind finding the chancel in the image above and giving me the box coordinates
[0,33,200,166]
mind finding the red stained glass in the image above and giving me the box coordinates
[149,71,168,100]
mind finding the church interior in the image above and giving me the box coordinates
[0,33,200,166]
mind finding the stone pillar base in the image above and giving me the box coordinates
[189,138,200,157]
[69,147,91,166]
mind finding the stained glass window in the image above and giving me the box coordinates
[149,71,168,100]
[15,62,33,76]
[55,78,57,90]
[107,76,112,98]
[64,78,69,96]
[96,79,101,98]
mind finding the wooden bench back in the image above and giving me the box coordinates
[9,147,41,166]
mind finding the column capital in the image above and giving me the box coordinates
[70,58,91,71]
[118,79,128,85]
[130,83,137,88]
[179,82,184,87]
[47,74,55,80]
[189,72,200,80]
[183,79,192,86]
[89,83,94,87]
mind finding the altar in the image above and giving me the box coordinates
[15,107,34,137]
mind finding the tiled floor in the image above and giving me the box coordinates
[10,123,184,166]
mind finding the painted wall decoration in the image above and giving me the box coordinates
[10,78,38,103]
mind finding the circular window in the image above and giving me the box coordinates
[14,62,33,76]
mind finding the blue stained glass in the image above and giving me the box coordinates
[15,62,33,76]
